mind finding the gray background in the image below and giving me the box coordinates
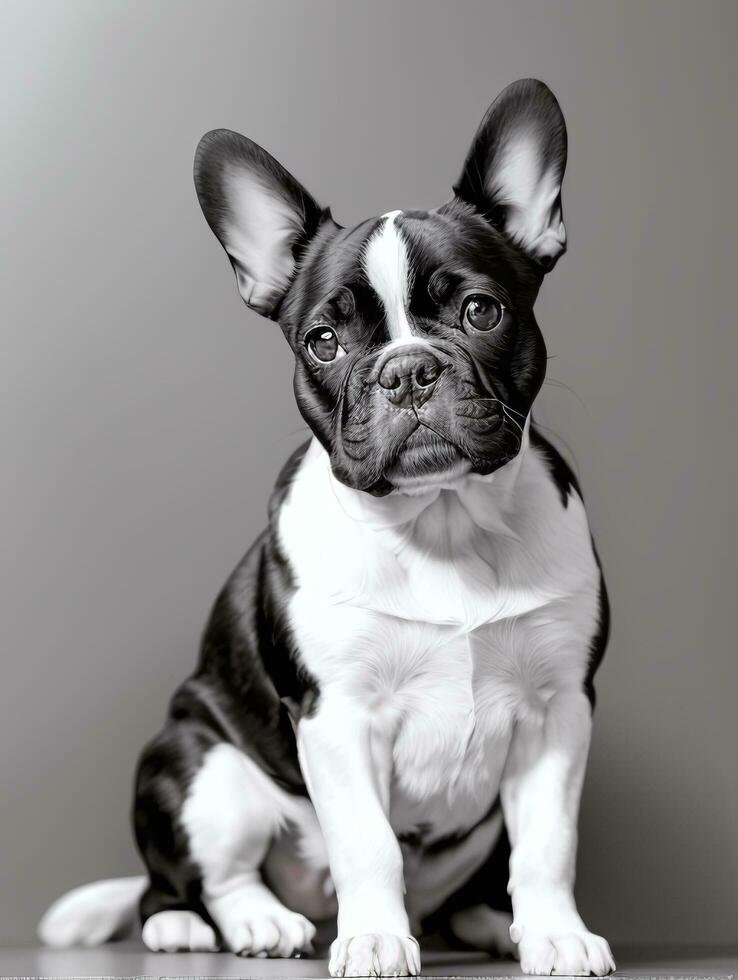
[2,0,737,949]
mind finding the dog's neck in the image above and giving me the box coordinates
[314,416,531,535]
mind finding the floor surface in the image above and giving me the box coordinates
[0,944,735,978]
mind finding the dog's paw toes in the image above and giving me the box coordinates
[142,910,219,952]
[518,928,615,976]
[227,908,315,958]
[330,933,420,977]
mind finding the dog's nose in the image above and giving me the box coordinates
[378,348,444,408]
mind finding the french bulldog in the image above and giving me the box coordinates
[40,79,614,977]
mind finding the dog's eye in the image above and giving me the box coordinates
[461,294,504,333]
[305,325,346,364]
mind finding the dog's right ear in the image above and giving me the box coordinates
[194,130,328,318]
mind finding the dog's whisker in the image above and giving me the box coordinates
[488,397,527,422]
[502,406,524,436]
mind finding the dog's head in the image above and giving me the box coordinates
[195,79,567,495]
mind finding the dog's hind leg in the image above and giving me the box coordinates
[135,722,315,956]
[134,722,222,952]
[178,741,316,957]
[449,906,516,957]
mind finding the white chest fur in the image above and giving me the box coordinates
[279,435,600,838]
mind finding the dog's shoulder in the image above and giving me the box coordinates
[267,439,313,528]
[526,423,610,704]
[166,439,320,787]
[527,422,584,509]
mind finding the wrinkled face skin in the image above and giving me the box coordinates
[280,204,546,495]
[194,79,568,495]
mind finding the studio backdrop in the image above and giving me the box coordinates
[3,0,737,949]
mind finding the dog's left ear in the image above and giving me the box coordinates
[194,129,327,318]
[454,79,568,271]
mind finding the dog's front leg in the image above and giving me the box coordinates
[501,689,615,977]
[298,698,419,977]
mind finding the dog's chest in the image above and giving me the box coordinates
[280,441,598,834]
[378,616,559,836]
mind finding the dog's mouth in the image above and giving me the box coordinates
[332,361,524,495]
[386,425,469,487]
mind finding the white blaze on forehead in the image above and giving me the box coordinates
[363,210,414,339]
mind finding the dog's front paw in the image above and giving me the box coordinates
[514,925,615,976]
[329,933,420,977]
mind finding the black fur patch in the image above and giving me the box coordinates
[528,425,609,706]
[584,547,610,710]
[132,444,315,924]
[529,424,582,508]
